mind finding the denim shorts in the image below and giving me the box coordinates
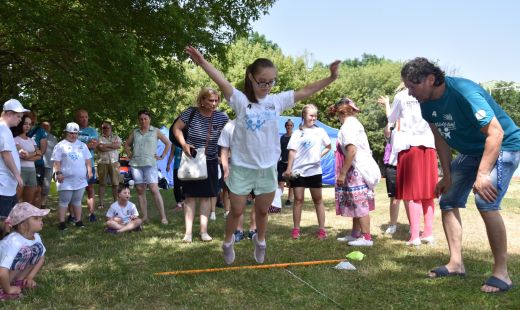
[226,165,277,196]
[131,166,158,185]
[440,151,520,211]
[59,188,86,208]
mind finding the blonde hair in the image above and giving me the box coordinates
[300,104,318,129]
[196,87,220,107]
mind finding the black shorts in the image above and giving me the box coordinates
[181,159,219,197]
[384,165,397,198]
[289,174,322,189]
[277,161,288,182]
[0,194,18,218]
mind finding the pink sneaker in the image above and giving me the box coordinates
[291,228,300,239]
[317,229,327,240]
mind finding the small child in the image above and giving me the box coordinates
[105,185,143,234]
[0,202,50,300]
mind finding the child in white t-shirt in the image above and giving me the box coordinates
[0,202,49,300]
[105,185,142,234]
[186,46,339,265]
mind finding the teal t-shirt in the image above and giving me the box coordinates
[78,127,98,168]
[420,77,520,155]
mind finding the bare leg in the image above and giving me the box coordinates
[429,209,465,277]
[184,197,196,236]
[389,198,401,226]
[118,218,143,233]
[136,184,148,221]
[86,184,95,215]
[309,187,325,230]
[149,183,167,223]
[23,186,38,205]
[359,215,371,234]
[421,199,435,238]
[480,210,512,293]
[199,197,211,234]
[111,185,118,202]
[292,187,305,229]
[225,193,247,243]
[98,184,106,207]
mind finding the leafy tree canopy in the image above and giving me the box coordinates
[0,0,275,133]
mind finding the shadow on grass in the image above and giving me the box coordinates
[5,189,519,309]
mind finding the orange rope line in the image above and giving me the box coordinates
[154,259,344,276]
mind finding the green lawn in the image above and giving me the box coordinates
[3,180,520,309]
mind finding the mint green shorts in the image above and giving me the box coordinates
[226,165,277,196]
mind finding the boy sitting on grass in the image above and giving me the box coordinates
[0,202,50,300]
[105,185,143,234]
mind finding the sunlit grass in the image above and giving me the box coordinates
[3,180,520,309]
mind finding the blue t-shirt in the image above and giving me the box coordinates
[420,77,520,155]
[78,127,99,168]
[28,126,48,167]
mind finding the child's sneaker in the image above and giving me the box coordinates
[337,234,359,242]
[200,232,213,242]
[247,229,257,240]
[420,235,435,244]
[252,234,266,263]
[285,199,292,207]
[317,228,327,240]
[348,237,373,247]
[209,212,216,221]
[75,221,85,228]
[234,230,245,243]
[291,228,300,239]
[104,227,118,234]
[89,213,97,222]
[67,215,76,224]
[222,239,235,265]
[0,290,22,301]
[58,222,67,231]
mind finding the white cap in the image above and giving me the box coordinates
[64,122,80,133]
[3,99,30,113]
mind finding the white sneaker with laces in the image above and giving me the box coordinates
[222,239,235,265]
[253,234,266,263]
[209,212,216,221]
[384,225,397,235]
[337,235,358,242]
[200,232,213,242]
[348,237,373,247]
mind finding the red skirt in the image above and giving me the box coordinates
[396,146,437,200]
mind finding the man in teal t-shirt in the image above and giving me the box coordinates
[75,109,99,222]
[402,57,520,294]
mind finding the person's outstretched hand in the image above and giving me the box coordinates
[329,60,341,79]
[185,46,205,65]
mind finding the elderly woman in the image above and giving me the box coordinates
[124,110,170,224]
[173,87,229,243]
[52,122,92,230]
[331,98,377,247]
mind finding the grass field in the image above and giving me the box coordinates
[3,180,520,309]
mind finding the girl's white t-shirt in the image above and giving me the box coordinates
[0,123,21,196]
[338,116,373,168]
[217,119,236,164]
[0,232,46,270]
[14,136,37,168]
[388,90,435,152]
[106,201,139,224]
[229,88,295,169]
[286,126,331,177]
[51,139,91,190]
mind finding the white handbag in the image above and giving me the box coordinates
[177,147,207,181]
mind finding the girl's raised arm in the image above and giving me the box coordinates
[294,60,340,102]
[185,46,234,101]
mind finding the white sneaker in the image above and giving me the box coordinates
[406,238,421,246]
[348,237,373,247]
[421,236,435,244]
[222,239,235,265]
[384,225,397,235]
[200,232,213,242]
[337,235,358,242]
[209,212,216,221]
[182,234,192,243]
[223,211,230,219]
[253,233,266,263]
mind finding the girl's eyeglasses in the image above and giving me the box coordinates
[252,76,276,88]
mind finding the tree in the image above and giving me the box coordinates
[489,82,520,125]
[0,0,275,133]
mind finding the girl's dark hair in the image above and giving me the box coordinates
[138,109,151,118]
[10,114,30,137]
[401,57,445,86]
[244,58,276,103]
